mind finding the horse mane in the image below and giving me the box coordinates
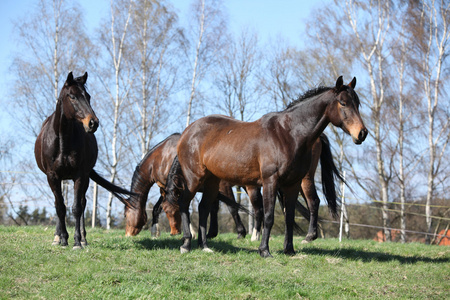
[285,86,332,110]
[130,133,181,194]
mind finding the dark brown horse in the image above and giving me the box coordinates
[164,76,367,257]
[124,133,248,238]
[35,72,135,249]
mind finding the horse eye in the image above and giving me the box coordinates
[68,94,76,100]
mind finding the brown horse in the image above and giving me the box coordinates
[124,133,248,238]
[164,76,367,257]
[35,72,135,249]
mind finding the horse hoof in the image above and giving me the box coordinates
[51,241,60,246]
[237,233,245,239]
[258,249,273,258]
[202,247,214,253]
[180,246,190,254]
[301,239,311,244]
[81,241,88,247]
[284,249,296,256]
[73,245,83,250]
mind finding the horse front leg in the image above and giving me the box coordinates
[179,194,193,253]
[258,181,277,258]
[222,183,246,239]
[301,176,320,243]
[80,196,88,246]
[47,176,68,246]
[198,177,220,252]
[72,176,89,250]
[151,196,163,237]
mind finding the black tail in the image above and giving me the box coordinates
[89,170,137,209]
[216,192,253,216]
[319,134,345,218]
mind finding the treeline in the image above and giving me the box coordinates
[1,0,449,243]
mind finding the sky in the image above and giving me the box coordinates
[0,0,324,133]
[0,0,326,213]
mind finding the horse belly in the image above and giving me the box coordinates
[205,153,261,186]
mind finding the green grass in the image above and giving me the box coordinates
[0,226,448,299]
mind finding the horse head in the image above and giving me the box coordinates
[60,72,99,133]
[328,76,368,144]
[124,202,147,237]
[161,199,181,235]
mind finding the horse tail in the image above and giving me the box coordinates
[89,170,137,209]
[216,192,253,216]
[276,190,308,233]
[319,134,345,218]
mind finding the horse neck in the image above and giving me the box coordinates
[52,99,74,138]
[285,92,333,145]
[129,165,152,210]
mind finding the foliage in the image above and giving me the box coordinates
[0,226,448,299]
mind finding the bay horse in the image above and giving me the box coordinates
[34,72,135,249]
[124,133,249,238]
[164,76,367,257]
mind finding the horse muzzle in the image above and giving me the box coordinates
[353,128,368,144]
[83,117,99,133]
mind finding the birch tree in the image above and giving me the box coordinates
[411,0,450,243]
[184,0,227,127]
[96,0,134,229]
[130,0,182,158]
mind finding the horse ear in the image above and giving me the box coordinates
[80,72,88,84]
[335,76,344,91]
[348,77,356,89]
[65,72,74,86]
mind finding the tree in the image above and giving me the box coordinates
[214,29,261,121]
[96,0,134,229]
[184,0,227,127]
[129,0,183,158]
[409,0,450,243]
[11,0,92,136]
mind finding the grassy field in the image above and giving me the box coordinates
[0,225,448,299]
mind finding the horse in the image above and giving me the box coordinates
[124,132,338,241]
[164,76,367,257]
[34,72,135,249]
[124,133,248,238]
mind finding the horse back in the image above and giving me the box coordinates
[178,115,294,186]
[140,134,180,188]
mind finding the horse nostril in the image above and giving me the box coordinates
[359,129,368,141]
[89,119,98,130]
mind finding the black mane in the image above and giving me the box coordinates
[286,86,332,110]
[130,133,181,194]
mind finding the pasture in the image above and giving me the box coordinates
[0,226,448,299]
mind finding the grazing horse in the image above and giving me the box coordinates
[35,72,135,249]
[124,133,248,238]
[164,76,367,257]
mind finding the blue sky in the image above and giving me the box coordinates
[0,0,323,137]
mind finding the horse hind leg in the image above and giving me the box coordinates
[301,177,320,244]
[72,177,89,250]
[248,188,263,241]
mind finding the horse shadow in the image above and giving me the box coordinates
[297,246,450,265]
[135,237,257,254]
